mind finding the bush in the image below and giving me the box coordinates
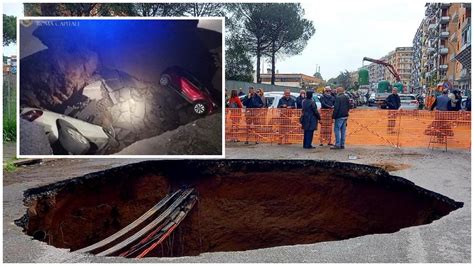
[3,118,16,142]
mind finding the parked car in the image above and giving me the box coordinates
[368,92,376,106]
[461,96,468,110]
[238,91,322,109]
[398,94,419,110]
[159,66,218,115]
[20,108,117,155]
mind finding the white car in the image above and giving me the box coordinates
[240,91,322,109]
[20,107,115,155]
[398,94,419,110]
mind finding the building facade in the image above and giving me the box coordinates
[260,72,323,88]
[416,3,471,92]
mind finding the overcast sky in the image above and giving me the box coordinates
[273,0,426,80]
[2,0,428,79]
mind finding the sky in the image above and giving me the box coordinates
[2,0,427,79]
[273,0,426,80]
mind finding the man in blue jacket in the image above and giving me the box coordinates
[242,87,264,144]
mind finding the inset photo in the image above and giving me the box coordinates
[18,18,223,157]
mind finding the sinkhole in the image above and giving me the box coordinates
[16,160,462,258]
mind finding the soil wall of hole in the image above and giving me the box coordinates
[16,160,463,257]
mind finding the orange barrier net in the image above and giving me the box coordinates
[225,108,471,150]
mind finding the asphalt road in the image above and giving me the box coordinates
[3,145,471,262]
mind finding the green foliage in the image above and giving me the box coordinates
[313,72,323,80]
[3,118,16,143]
[328,70,352,90]
[3,160,17,173]
[3,14,16,46]
[225,36,254,82]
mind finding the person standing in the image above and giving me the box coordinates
[296,90,306,109]
[448,89,462,111]
[242,87,264,144]
[386,88,401,134]
[301,90,321,149]
[277,89,296,144]
[428,89,453,143]
[256,88,267,108]
[238,88,245,96]
[331,87,350,150]
[319,86,335,146]
[228,89,243,142]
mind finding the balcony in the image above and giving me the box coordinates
[439,16,450,24]
[439,47,449,55]
[428,23,437,31]
[439,31,449,39]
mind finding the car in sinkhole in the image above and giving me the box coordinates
[159,66,218,115]
[20,107,116,155]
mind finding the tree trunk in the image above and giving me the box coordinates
[256,43,261,83]
[271,42,276,85]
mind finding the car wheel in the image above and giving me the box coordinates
[159,74,171,86]
[57,119,91,155]
[193,101,208,115]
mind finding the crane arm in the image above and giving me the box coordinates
[363,57,401,82]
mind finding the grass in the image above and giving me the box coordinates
[3,160,17,172]
[3,117,16,143]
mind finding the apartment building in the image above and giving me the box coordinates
[411,21,426,89]
[418,3,471,91]
[260,71,323,88]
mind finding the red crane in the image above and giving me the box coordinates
[363,57,401,82]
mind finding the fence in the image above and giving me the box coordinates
[3,73,16,122]
[225,108,471,150]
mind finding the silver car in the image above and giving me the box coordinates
[20,107,116,155]
[398,94,419,110]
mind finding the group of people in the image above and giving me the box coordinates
[300,86,349,149]
[227,86,351,150]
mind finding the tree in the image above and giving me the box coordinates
[225,35,254,82]
[230,3,274,83]
[184,3,224,17]
[264,3,314,85]
[3,15,16,46]
[134,3,188,16]
[329,70,353,89]
[313,72,323,80]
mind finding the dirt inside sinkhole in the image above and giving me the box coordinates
[16,160,463,258]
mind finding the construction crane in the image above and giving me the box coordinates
[362,57,403,109]
[362,57,401,82]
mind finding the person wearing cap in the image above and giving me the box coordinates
[319,86,335,146]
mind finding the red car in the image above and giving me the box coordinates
[159,66,218,115]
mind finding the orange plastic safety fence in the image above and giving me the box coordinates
[225,108,471,149]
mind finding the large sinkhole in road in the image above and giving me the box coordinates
[17,160,462,258]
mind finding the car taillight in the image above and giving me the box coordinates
[21,110,43,121]
[411,100,418,104]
